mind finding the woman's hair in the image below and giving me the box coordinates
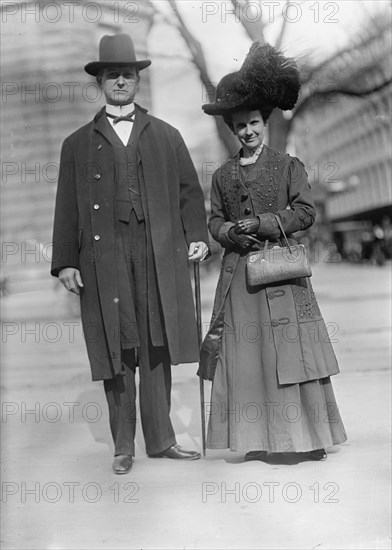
[223,105,274,133]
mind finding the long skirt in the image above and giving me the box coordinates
[207,256,347,452]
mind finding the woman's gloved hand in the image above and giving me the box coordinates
[234,217,260,234]
[228,227,255,249]
[257,213,281,240]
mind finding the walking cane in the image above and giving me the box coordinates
[194,262,206,456]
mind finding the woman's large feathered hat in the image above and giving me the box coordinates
[202,42,300,117]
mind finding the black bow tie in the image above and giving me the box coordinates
[106,110,135,124]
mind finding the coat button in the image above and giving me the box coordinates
[271,319,279,327]
[93,204,100,210]
[97,144,102,150]
[241,193,248,202]
[244,208,251,215]
[94,174,101,180]
[225,267,233,273]
[94,235,100,241]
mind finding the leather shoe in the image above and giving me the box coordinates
[245,450,267,461]
[112,454,133,474]
[149,444,201,460]
[307,448,327,461]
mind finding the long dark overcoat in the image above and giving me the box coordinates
[51,105,208,381]
[200,146,340,385]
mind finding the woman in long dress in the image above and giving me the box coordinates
[200,43,347,461]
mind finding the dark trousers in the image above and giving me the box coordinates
[104,346,176,456]
[104,211,176,456]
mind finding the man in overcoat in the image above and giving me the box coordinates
[51,34,209,474]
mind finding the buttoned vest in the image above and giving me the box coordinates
[111,130,145,222]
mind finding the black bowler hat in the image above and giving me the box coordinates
[84,33,151,76]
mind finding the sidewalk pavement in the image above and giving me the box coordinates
[1,261,391,549]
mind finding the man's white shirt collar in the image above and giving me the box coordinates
[105,103,135,145]
[105,103,135,117]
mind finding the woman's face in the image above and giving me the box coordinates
[231,109,264,151]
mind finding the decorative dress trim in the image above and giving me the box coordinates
[220,147,289,221]
[291,279,321,321]
[239,145,263,166]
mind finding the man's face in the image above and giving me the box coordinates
[99,66,140,106]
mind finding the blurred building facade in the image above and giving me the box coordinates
[293,24,391,262]
[1,0,154,316]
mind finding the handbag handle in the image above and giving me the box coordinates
[274,214,293,253]
[247,215,292,254]
[246,235,270,261]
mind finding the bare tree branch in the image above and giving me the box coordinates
[230,0,265,42]
[293,78,392,120]
[274,0,289,50]
[304,17,390,82]
[162,0,239,155]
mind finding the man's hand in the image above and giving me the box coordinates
[188,241,209,262]
[234,217,260,234]
[58,268,83,295]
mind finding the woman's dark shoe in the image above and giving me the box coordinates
[307,448,327,461]
[245,450,267,461]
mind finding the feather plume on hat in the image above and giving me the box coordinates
[236,42,300,110]
[202,42,301,116]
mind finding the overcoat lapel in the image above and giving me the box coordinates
[94,108,114,144]
[85,110,124,374]
[136,109,182,354]
[132,105,151,144]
